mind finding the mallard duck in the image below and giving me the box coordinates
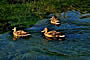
[50,16,61,26]
[12,27,31,37]
[41,28,65,40]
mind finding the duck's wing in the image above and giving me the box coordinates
[17,30,22,32]
[15,31,21,35]
[16,30,28,35]
[56,32,62,34]
[22,31,27,34]
[48,31,56,36]
[48,31,56,33]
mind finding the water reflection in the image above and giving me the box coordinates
[13,36,19,40]
[12,36,31,40]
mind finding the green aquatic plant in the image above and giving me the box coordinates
[0,0,89,33]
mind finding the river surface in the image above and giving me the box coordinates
[0,10,90,60]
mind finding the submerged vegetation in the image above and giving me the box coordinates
[0,0,89,33]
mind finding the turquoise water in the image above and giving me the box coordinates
[0,10,90,60]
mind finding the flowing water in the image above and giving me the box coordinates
[0,10,90,60]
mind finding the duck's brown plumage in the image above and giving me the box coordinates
[50,16,60,26]
[12,27,30,37]
[41,28,65,39]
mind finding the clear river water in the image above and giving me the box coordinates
[0,10,90,60]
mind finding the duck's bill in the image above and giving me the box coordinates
[59,35,65,37]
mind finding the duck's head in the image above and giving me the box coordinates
[12,27,16,32]
[50,16,55,20]
[41,28,48,33]
[52,16,55,18]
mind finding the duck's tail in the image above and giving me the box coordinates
[20,34,31,37]
[26,34,31,36]
[59,35,65,37]
[56,23,60,24]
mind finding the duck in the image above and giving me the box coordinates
[12,27,31,37]
[50,16,61,26]
[41,28,65,40]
